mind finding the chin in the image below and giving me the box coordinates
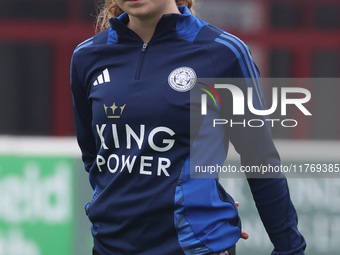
[129,10,157,19]
[124,3,163,19]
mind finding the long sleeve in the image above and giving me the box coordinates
[226,46,306,254]
[70,54,97,173]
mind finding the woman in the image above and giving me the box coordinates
[71,0,306,254]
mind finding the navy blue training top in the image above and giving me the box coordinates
[71,6,306,255]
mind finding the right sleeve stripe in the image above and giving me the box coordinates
[74,38,94,54]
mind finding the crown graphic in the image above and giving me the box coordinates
[104,103,126,118]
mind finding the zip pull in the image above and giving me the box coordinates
[142,43,148,52]
[135,43,148,80]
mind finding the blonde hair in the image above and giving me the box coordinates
[96,0,195,32]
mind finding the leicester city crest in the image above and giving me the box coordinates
[168,67,197,92]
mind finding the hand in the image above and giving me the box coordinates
[235,202,249,240]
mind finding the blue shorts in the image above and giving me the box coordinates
[92,246,236,255]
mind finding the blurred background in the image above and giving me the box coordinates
[0,0,339,254]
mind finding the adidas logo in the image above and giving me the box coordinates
[93,68,110,86]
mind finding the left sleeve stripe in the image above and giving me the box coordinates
[220,33,259,79]
[220,33,264,108]
[221,33,261,86]
[215,37,263,109]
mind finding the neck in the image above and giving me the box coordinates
[127,5,180,43]
[127,16,160,43]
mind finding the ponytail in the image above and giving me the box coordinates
[96,0,195,33]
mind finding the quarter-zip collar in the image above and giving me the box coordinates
[109,6,195,43]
